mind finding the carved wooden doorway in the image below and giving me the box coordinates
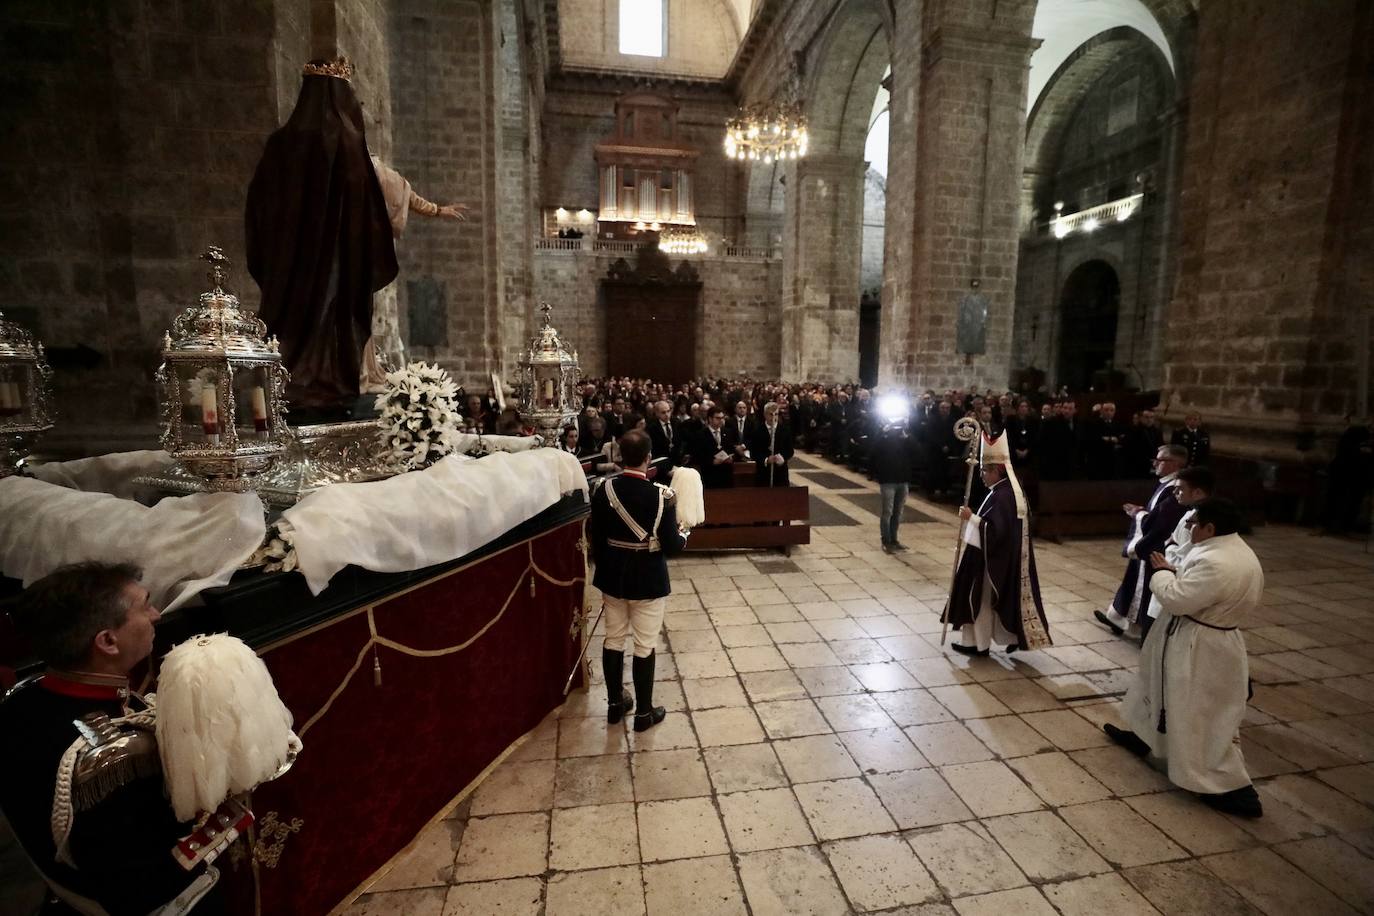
[602,248,702,381]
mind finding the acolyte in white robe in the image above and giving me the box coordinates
[1122,532,1263,795]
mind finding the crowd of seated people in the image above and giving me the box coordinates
[555,376,1209,497]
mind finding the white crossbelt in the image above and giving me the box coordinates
[605,478,665,552]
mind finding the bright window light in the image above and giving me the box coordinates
[619,0,665,57]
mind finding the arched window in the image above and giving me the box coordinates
[619,0,666,57]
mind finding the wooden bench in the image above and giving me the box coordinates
[685,461,811,553]
[1035,479,1156,542]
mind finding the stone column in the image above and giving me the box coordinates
[780,152,866,382]
[878,0,923,389]
[886,5,1038,392]
[1162,0,1373,462]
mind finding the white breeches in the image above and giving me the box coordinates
[602,595,666,658]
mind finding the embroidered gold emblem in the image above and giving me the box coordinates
[252,811,304,869]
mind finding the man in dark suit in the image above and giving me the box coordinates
[722,400,756,461]
[749,402,794,486]
[648,400,681,471]
[1096,444,1188,640]
[827,391,851,461]
[1087,401,1126,479]
[1125,408,1165,477]
[602,396,629,440]
[1039,401,1082,480]
[589,430,687,733]
[691,407,735,488]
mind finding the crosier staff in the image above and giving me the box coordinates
[939,417,982,645]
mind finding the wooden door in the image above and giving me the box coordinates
[600,249,702,381]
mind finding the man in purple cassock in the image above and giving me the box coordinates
[944,432,1053,656]
[1096,444,1187,640]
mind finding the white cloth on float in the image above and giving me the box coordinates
[281,448,588,594]
[0,475,265,612]
[449,432,542,453]
[1145,508,1195,620]
[1122,532,1262,795]
[28,450,175,501]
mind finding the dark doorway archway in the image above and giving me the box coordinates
[1057,260,1120,392]
[859,289,881,388]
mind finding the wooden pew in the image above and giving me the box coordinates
[1035,479,1156,542]
[685,460,811,554]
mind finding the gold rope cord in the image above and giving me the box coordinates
[247,518,589,915]
[296,532,586,738]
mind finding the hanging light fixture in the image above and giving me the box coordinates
[724,101,809,164]
[659,226,709,256]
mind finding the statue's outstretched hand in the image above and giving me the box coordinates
[437,203,469,221]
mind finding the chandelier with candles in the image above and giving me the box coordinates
[659,226,708,256]
[723,101,809,164]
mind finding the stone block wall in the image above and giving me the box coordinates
[893,0,1037,392]
[388,0,501,389]
[0,0,287,442]
[697,257,782,378]
[781,154,865,383]
[531,247,608,374]
[1163,0,1374,460]
[531,248,781,380]
[557,0,742,81]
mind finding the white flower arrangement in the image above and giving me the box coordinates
[246,522,298,574]
[375,361,461,471]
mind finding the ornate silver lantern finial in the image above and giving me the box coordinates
[140,247,290,494]
[518,301,581,446]
[0,309,55,477]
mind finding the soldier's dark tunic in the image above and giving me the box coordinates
[589,471,687,600]
[0,674,208,916]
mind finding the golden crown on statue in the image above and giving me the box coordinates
[302,57,354,80]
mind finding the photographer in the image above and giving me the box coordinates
[871,396,917,553]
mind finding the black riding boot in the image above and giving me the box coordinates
[602,647,633,724]
[632,650,666,732]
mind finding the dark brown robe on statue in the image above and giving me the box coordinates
[245,70,398,408]
[943,479,1053,651]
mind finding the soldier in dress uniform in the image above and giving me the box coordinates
[1171,412,1211,467]
[0,563,223,915]
[589,430,688,733]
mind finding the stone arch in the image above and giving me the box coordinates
[804,0,892,157]
[1025,26,1175,207]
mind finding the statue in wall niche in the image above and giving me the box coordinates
[245,57,467,414]
[957,279,989,359]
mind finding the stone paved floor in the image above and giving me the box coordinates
[345,457,1374,916]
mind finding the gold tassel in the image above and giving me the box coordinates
[373,648,382,687]
[529,576,536,598]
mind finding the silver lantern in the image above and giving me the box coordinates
[519,302,581,446]
[0,309,55,477]
[148,246,289,492]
